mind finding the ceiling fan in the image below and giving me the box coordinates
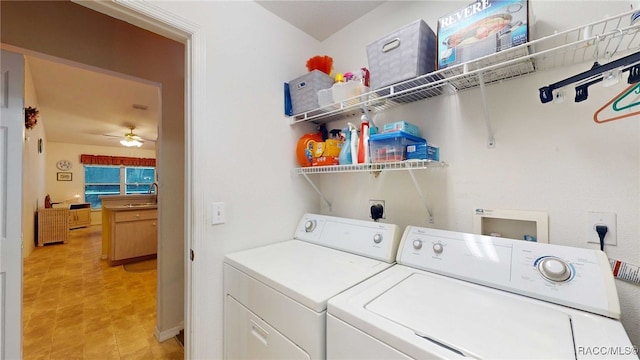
[104,126,155,147]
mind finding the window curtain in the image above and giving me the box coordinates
[80,154,156,167]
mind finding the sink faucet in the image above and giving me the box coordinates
[148,182,158,194]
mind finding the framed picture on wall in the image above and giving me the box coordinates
[57,172,72,181]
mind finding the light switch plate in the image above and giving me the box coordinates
[211,202,225,225]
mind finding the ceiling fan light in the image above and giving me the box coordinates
[120,138,142,147]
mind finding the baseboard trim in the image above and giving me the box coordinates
[155,322,184,342]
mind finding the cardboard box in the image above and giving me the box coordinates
[407,143,440,161]
[367,20,437,90]
[382,121,420,137]
[437,0,532,69]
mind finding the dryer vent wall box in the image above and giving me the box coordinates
[473,208,549,243]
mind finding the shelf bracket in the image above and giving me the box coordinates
[408,168,434,224]
[301,172,332,211]
[478,72,496,148]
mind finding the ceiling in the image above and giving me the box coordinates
[26,1,383,150]
[27,56,160,150]
[257,1,385,41]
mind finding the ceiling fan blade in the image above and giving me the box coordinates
[100,126,156,144]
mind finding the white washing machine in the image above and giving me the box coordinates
[328,226,638,359]
[224,213,402,359]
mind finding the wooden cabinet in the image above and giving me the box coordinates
[107,208,157,266]
[69,203,91,229]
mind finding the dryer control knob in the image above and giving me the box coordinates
[538,257,571,282]
[433,243,444,254]
[373,233,383,244]
[304,220,317,233]
[412,239,423,249]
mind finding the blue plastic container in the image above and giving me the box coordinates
[368,131,426,163]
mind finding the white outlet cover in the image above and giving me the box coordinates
[211,202,225,225]
[587,211,616,246]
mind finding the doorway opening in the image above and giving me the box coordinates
[1,0,196,357]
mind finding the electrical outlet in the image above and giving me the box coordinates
[369,200,385,220]
[587,211,616,246]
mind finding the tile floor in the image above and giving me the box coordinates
[22,225,184,359]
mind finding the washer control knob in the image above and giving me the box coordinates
[538,257,571,282]
[412,239,423,249]
[433,243,444,254]
[304,220,316,233]
[373,234,383,244]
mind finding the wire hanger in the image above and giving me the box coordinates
[612,82,640,111]
[593,83,640,123]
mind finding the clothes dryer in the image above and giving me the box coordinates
[328,226,638,359]
[224,213,401,359]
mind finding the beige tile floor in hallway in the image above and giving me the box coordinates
[22,225,184,359]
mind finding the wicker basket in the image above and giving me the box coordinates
[37,208,70,246]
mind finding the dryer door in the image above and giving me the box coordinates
[224,296,310,360]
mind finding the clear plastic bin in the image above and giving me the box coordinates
[369,131,426,163]
[332,82,369,103]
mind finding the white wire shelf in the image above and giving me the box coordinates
[290,9,640,125]
[292,160,446,175]
[294,160,446,222]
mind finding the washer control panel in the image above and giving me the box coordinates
[294,214,401,263]
[397,226,620,318]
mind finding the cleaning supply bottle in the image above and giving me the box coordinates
[338,127,352,165]
[348,122,359,165]
[358,118,370,164]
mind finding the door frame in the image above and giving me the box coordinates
[1,48,25,360]
[74,1,202,358]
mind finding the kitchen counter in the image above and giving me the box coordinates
[103,203,158,210]
[100,195,158,264]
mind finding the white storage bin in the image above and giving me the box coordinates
[332,82,369,103]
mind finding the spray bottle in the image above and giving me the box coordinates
[347,122,359,165]
[357,116,370,164]
[338,127,352,165]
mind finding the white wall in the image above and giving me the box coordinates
[104,0,640,357]
[23,58,47,258]
[319,0,640,347]
[150,2,320,357]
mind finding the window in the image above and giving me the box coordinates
[84,165,156,208]
[125,167,156,195]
